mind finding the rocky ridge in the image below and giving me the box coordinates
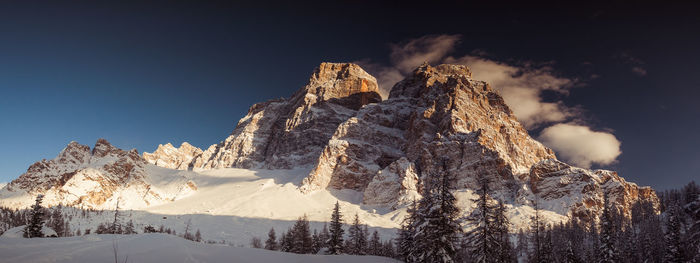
[0,139,197,209]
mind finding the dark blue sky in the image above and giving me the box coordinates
[0,1,698,190]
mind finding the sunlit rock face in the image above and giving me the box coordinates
[143,142,202,170]
[0,139,197,209]
[528,159,659,223]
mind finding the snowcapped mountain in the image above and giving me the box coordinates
[0,62,658,239]
[0,139,197,209]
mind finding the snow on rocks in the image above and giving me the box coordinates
[0,139,198,209]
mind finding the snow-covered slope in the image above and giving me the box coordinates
[0,234,400,263]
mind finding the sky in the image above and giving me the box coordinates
[0,1,698,190]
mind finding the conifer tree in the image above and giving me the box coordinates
[183,219,194,240]
[396,200,417,262]
[280,230,293,252]
[494,201,515,262]
[265,228,278,250]
[528,199,543,262]
[563,240,579,263]
[290,215,313,254]
[23,194,46,238]
[540,228,554,263]
[318,223,330,250]
[124,220,135,234]
[598,195,619,263]
[369,230,381,256]
[311,229,322,254]
[109,201,122,234]
[49,207,65,237]
[686,194,700,262]
[189,228,198,242]
[516,229,528,257]
[346,213,368,255]
[664,205,684,263]
[327,201,344,255]
[414,163,461,263]
[468,177,498,263]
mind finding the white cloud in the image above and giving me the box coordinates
[359,34,623,167]
[538,123,621,168]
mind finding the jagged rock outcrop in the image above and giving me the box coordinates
[528,159,658,222]
[0,139,197,209]
[143,142,203,170]
[154,62,382,170]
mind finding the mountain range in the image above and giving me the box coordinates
[0,62,659,241]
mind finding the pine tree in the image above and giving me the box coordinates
[563,240,579,263]
[311,229,322,254]
[685,194,700,262]
[529,199,543,263]
[109,201,122,234]
[598,195,620,263]
[290,215,313,254]
[124,220,135,234]
[369,230,381,256]
[664,205,684,263]
[328,201,344,255]
[250,237,263,248]
[540,228,554,263]
[414,163,461,263]
[494,201,515,263]
[515,229,528,257]
[23,194,46,238]
[195,229,202,242]
[468,177,498,263]
[319,223,330,250]
[48,207,65,237]
[183,219,194,240]
[396,200,418,262]
[265,228,279,250]
[346,213,368,255]
[279,230,292,252]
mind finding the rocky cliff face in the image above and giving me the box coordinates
[0,139,197,209]
[528,159,658,222]
[145,62,657,222]
[154,62,382,170]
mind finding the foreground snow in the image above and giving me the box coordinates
[1,167,567,245]
[0,233,400,263]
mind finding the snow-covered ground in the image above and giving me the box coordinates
[0,233,400,263]
[1,167,569,246]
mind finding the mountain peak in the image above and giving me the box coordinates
[92,138,119,157]
[291,62,382,110]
